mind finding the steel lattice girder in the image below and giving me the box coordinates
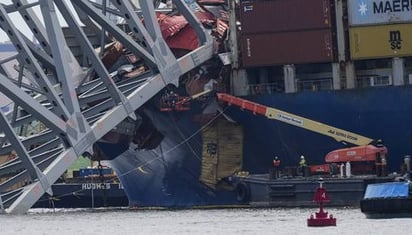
[0,0,213,214]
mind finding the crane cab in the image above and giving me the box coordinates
[324,145,388,175]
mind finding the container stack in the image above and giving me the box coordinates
[239,0,337,67]
[348,0,412,60]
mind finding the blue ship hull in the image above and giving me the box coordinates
[106,105,239,207]
[106,86,412,207]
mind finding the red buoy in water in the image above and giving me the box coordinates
[307,179,337,227]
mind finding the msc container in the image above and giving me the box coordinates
[239,0,333,34]
[241,29,335,67]
[348,0,412,26]
[349,23,412,60]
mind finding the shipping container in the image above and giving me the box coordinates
[241,29,335,67]
[79,168,113,177]
[348,0,412,26]
[239,0,333,34]
[349,23,412,60]
[200,119,243,188]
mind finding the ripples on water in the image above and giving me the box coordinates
[1,207,412,235]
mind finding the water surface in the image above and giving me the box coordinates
[1,207,411,235]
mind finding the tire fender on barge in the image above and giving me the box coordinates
[236,182,250,203]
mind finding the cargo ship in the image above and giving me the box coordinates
[1,0,412,210]
[89,0,412,208]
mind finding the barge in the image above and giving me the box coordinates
[361,180,412,218]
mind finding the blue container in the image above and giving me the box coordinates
[348,0,412,26]
[79,168,113,177]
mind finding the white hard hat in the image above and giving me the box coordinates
[300,155,305,159]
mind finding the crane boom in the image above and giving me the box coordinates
[216,93,374,146]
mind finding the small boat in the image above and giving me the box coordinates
[33,162,128,209]
[33,182,128,209]
[360,180,412,218]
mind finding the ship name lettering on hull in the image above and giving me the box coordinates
[82,183,111,190]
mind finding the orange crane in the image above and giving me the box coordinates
[216,93,387,175]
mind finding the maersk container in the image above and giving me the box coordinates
[348,0,412,26]
[239,0,333,34]
[241,29,335,67]
[349,23,412,60]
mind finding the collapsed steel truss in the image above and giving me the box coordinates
[0,0,213,214]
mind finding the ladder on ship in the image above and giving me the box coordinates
[0,0,213,214]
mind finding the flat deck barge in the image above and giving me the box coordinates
[232,174,394,207]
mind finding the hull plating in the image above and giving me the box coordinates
[109,86,412,207]
[231,86,412,174]
[107,105,238,207]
